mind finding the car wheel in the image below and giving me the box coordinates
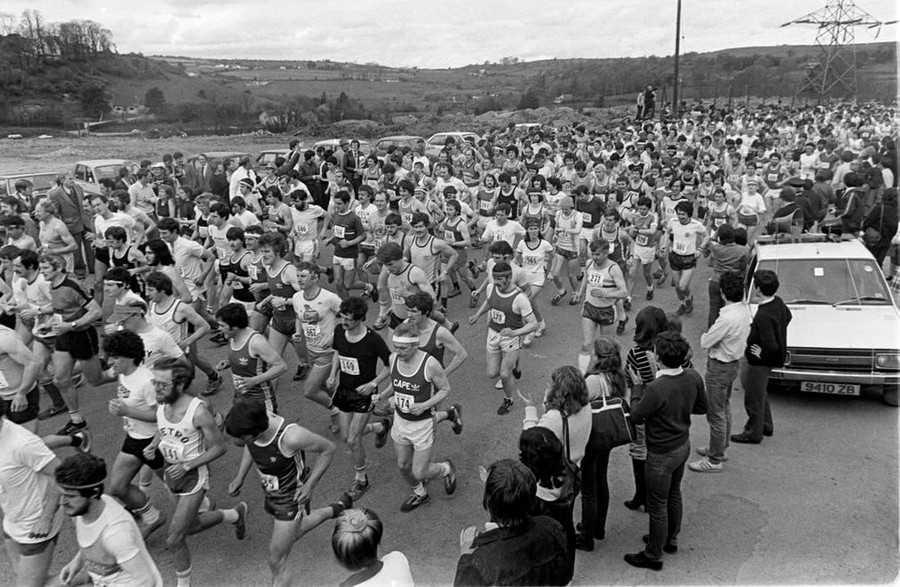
[882,386,899,407]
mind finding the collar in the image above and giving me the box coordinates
[758,295,775,305]
[655,366,684,378]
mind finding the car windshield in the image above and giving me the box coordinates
[757,258,891,305]
[93,165,123,180]
[32,173,58,191]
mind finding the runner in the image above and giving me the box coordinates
[106,226,147,296]
[242,225,273,334]
[550,196,583,305]
[144,358,248,587]
[55,453,163,587]
[289,188,327,264]
[225,401,353,587]
[593,209,634,334]
[514,222,554,341]
[408,213,457,313]
[102,330,167,539]
[108,298,189,370]
[218,227,256,314]
[438,199,477,298]
[662,201,709,316]
[372,322,457,512]
[326,190,375,300]
[328,297,393,500]
[468,261,538,415]
[573,239,628,373]
[216,303,287,412]
[377,242,435,331]
[626,196,661,301]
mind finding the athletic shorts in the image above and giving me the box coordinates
[164,463,209,496]
[307,347,333,368]
[388,311,406,330]
[0,386,39,425]
[265,493,310,522]
[333,387,372,414]
[486,328,521,354]
[633,244,656,265]
[270,313,296,336]
[579,227,595,243]
[523,270,546,288]
[333,256,356,271]
[294,240,319,262]
[54,328,99,361]
[668,252,697,272]
[121,435,165,470]
[391,414,434,451]
[555,246,577,260]
[583,303,616,326]
[0,528,57,556]
[94,247,110,266]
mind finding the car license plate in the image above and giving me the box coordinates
[800,382,860,396]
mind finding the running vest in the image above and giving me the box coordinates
[476,188,496,218]
[148,299,187,344]
[390,353,435,421]
[409,235,439,283]
[488,287,524,333]
[110,246,143,294]
[440,217,464,247]
[267,262,295,318]
[707,203,732,228]
[247,419,306,499]
[157,397,204,465]
[247,253,269,302]
[631,212,657,248]
[418,323,445,366]
[497,187,519,218]
[221,250,254,302]
[387,264,418,319]
[229,332,275,408]
[584,260,617,308]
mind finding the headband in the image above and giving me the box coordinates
[392,336,419,344]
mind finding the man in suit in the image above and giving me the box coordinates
[184,153,213,194]
[48,172,93,277]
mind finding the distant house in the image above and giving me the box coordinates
[553,94,574,104]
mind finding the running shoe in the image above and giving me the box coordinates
[293,364,311,381]
[469,291,480,308]
[365,283,379,303]
[234,502,249,540]
[443,460,457,495]
[325,266,335,283]
[400,492,429,512]
[494,379,504,390]
[448,320,460,334]
[646,287,654,301]
[374,417,392,448]
[57,419,87,436]
[551,289,567,305]
[373,315,388,330]
[688,457,723,473]
[616,316,629,335]
[676,304,687,316]
[348,478,370,501]
[332,492,353,516]
[684,297,694,315]
[447,404,463,435]
[71,373,84,388]
[447,287,462,298]
[203,374,223,396]
[72,429,91,453]
[496,397,514,415]
[623,298,632,311]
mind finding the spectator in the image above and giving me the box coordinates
[332,508,413,587]
[520,365,591,467]
[862,188,898,268]
[454,459,569,586]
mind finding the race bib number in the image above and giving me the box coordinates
[582,212,592,225]
[489,309,506,324]
[296,223,310,237]
[767,173,779,182]
[714,217,726,227]
[218,248,228,259]
[394,392,414,413]
[524,255,539,267]
[587,271,604,285]
[401,213,413,225]
[339,356,360,375]
[303,323,320,340]
[818,161,830,169]
[444,230,455,242]
[198,226,209,238]
[635,233,650,247]
[259,472,280,493]
[479,200,492,211]
[673,240,690,254]
[389,289,405,304]
[248,265,258,280]
[333,225,345,239]
[159,441,185,463]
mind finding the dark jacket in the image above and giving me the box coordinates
[454,516,570,586]
[47,184,88,234]
[746,296,792,367]
[862,203,898,247]
[631,369,707,453]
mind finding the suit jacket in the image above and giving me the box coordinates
[184,163,213,194]
[48,184,88,234]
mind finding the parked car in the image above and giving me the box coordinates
[188,152,251,165]
[311,139,372,157]
[0,170,59,201]
[373,135,425,157]
[72,159,140,196]
[424,132,481,160]
[256,149,291,169]
[745,236,900,406]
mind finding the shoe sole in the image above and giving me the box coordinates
[443,461,457,495]
[400,495,429,512]
[695,447,728,461]
[689,464,723,473]
[348,485,370,501]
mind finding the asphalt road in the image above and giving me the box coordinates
[2,256,897,586]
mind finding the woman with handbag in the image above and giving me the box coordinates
[520,365,591,467]
[576,337,630,552]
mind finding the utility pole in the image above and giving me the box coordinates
[672,0,682,118]
[782,0,895,103]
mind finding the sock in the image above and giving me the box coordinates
[176,568,192,587]
[354,467,367,482]
[578,353,590,374]
[221,508,239,524]
[69,411,84,424]
[412,483,427,497]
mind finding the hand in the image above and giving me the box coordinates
[290,333,303,344]
[356,381,376,396]
[19,308,38,321]
[338,240,350,248]
[234,377,248,394]
[108,398,125,416]
[589,288,604,298]
[408,402,426,417]
[166,463,189,481]
[54,322,73,336]
[143,444,158,461]
[103,323,118,335]
[248,283,266,293]
[571,291,583,303]
[516,387,535,407]
[59,561,78,586]
[10,394,27,412]
[499,327,514,337]
[326,373,337,391]
[294,483,312,507]
[215,360,230,371]
[28,514,54,539]
[228,478,242,497]
[468,315,478,325]
[459,526,479,554]
[749,344,762,358]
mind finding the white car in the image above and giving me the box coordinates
[746,236,900,405]
[424,132,481,160]
[72,159,140,196]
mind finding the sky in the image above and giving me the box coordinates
[1,0,896,68]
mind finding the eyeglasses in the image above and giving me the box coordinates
[151,380,174,390]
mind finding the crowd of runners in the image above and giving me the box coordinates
[0,99,897,586]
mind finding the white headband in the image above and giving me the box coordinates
[392,336,419,344]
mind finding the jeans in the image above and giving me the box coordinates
[705,358,740,463]
[707,279,723,328]
[643,441,690,560]
[739,359,774,440]
[580,430,613,539]
[70,230,94,275]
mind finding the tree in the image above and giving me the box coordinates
[80,84,110,118]
[517,88,540,110]
[144,87,166,112]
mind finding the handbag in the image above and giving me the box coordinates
[864,205,883,247]
[590,393,636,449]
[561,416,582,499]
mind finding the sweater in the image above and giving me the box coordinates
[745,296,792,367]
[630,368,707,454]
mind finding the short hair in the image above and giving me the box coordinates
[105,267,131,285]
[482,459,535,530]
[494,203,511,216]
[113,191,131,209]
[384,213,403,227]
[226,226,245,243]
[397,179,416,195]
[296,261,320,277]
[0,245,20,261]
[104,226,127,243]
[733,226,748,246]
[675,200,693,217]
[36,199,58,215]
[14,179,32,193]
[654,331,690,369]
[157,217,181,233]
[544,365,589,416]
[492,260,512,275]
[445,199,461,214]
[210,202,230,219]
[17,249,39,270]
[633,305,669,350]
[719,271,744,304]
[716,223,735,244]
[410,212,429,228]
[55,453,107,499]
[257,232,288,256]
[154,357,194,395]
[90,194,109,205]
[488,240,514,257]
[589,239,610,254]
[518,426,565,489]
[376,242,403,264]
[216,302,249,329]
[102,329,145,364]
[497,172,512,184]
[334,190,352,204]
[754,269,779,296]
[145,270,174,295]
[392,321,419,340]
[637,196,653,209]
[404,291,434,315]
[332,509,384,572]
[339,297,368,321]
[843,172,863,188]
[145,239,175,266]
[224,400,269,438]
